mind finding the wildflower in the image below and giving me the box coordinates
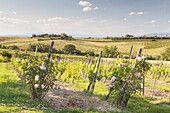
[35,75,39,81]
[108,84,113,88]
[17,59,21,63]
[141,56,146,59]
[106,89,109,91]
[41,84,45,89]
[51,60,55,63]
[135,73,141,78]
[118,63,125,67]
[111,76,116,82]
[40,65,46,70]
[135,57,143,61]
[34,84,39,88]
[45,57,48,59]
[129,80,134,84]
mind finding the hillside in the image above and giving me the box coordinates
[0,37,170,57]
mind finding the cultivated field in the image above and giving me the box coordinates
[0,37,170,56]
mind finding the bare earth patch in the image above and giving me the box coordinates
[144,79,170,100]
[44,82,120,112]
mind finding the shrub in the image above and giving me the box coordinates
[161,47,170,61]
[7,45,20,50]
[14,56,58,100]
[106,57,151,109]
[62,44,77,54]
[85,50,95,56]
[102,46,120,58]
[1,51,12,59]
[27,43,57,53]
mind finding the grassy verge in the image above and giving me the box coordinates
[0,63,57,113]
[70,79,170,113]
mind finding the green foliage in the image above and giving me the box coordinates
[107,58,151,109]
[0,63,57,113]
[60,33,73,40]
[27,43,57,53]
[161,47,170,60]
[62,44,77,54]
[8,45,19,50]
[13,55,58,100]
[85,50,95,56]
[102,46,120,58]
[125,34,133,38]
[1,51,12,59]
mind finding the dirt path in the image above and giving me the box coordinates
[44,79,170,111]
[44,82,120,112]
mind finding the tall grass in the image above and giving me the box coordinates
[144,40,170,49]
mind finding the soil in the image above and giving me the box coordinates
[44,82,120,112]
[144,79,170,100]
[44,79,170,111]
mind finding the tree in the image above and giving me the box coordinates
[60,33,73,40]
[62,44,76,54]
[32,34,36,37]
[125,34,133,38]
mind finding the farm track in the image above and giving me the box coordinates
[44,81,120,112]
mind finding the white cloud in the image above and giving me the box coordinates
[82,6,99,12]
[84,18,106,23]
[11,11,17,15]
[0,11,4,14]
[93,7,99,10]
[36,17,68,23]
[124,18,127,21]
[150,20,156,23]
[83,7,92,11]
[129,11,145,15]
[168,21,170,23]
[78,1,93,6]
[145,20,156,24]
[0,17,29,24]
[129,12,135,15]
[78,1,99,12]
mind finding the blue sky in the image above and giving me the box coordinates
[0,0,170,37]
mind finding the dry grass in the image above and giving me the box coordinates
[0,37,169,56]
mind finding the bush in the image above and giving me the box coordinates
[102,46,120,58]
[62,44,77,54]
[1,51,12,59]
[85,50,95,56]
[161,47,170,61]
[27,43,57,53]
[8,45,19,50]
[1,45,7,49]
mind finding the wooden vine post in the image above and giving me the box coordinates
[152,65,158,98]
[90,51,102,93]
[34,46,38,56]
[129,45,133,60]
[48,41,54,59]
[135,48,145,95]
